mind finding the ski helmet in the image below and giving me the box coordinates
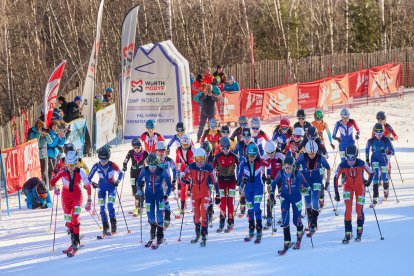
[131,138,142,147]
[65,151,78,165]
[239,116,248,126]
[314,110,323,120]
[221,125,230,135]
[293,127,305,137]
[297,109,306,119]
[373,122,384,133]
[201,141,212,153]
[340,108,350,118]
[242,127,252,138]
[345,145,358,160]
[64,143,75,154]
[376,111,386,121]
[246,143,259,156]
[180,134,191,146]
[146,119,155,129]
[194,148,206,163]
[98,147,111,161]
[105,87,113,93]
[264,140,277,154]
[305,141,318,154]
[219,136,231,148]
[306,127,318,140]
[147,153,159,166]
[176,122,185,132]
[209,118,218,128]
[155,141,166,151]
[251,117,261,129]
[284,156,295,166]
[280,118,290,128]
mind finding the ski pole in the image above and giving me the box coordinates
[88,210,102,229]
[117,177,126,214]
[366,188,385,240]
[140,206,143,243]
[306,211,314,248]
[52,195,59,252]
[49,194,55,231]
[389,177,400,203]
[234,183,246,217]
[332,146,339,170]
[393,155,404,184]
[178,211,185,241]
[116,188,132,233]
[327,189,338,216]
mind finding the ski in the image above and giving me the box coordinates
[63,235,84,254]
[254,236,262,244]
[151,239,164,250]
[355,236,362,242]
[244,235,254,242]
[66,245,84,257]
[224,226,233,233]
[145,239,154,248]
[278,243,293,255]
[200,238,207,247]
[97,233,112,240]
[216,227,224,233]
[191,236,201,244]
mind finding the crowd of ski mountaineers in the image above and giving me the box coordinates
[22,65,397,252]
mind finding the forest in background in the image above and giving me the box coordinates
[1,0,413,125]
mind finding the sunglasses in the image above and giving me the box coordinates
[375,132,384,137]
[133,146,141,149]
[341,116,349,120]
[99,159,108,163]
[222,146,230,151]
[157,149,166,152]
[221,131,229,135]
[195,156,205,162]
[252,127,259,131]
[281,127,289,131]
[66,163,76,168]
[284,165,293,170]
[248,154,256,158]
[240,123,247,127]
[177,131,185,135]
[293,135,302,139]
[308,152,317,156]
[298,117,305,120]
[267,151,276,155]
[149,165,157,169]
[316,117,322,121]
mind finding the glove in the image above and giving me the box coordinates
[180,209,185,215]
[334,192,340,202]
[91,182,98,189]
[265,176,272,185]
[335,137,342,144]
[394,135,398,141]
[54,188,60,196]
[330,143,335,150]
[269,193,275,205]
[177,181,182,190]
[242,177,248,184]
[364,179,370,187]
[85,199,92,211]
[136,189,143,197]
[163,194,169,201]
[324,181,330,191]
[122,163,127,172]
[380,149,386,154]
[215,195,221,205]
[53,167,59,174]
[113,180,120,187]
[261,174,267,183]
[57,146,63,153]
[172,180,176,191]
[355,134,360,140]
[187,190,191,197]
[300,186,308,196]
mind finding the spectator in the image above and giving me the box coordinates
[203,67,214,84]
[211,78,222,97]
[22,177,52,209]
[58,96,68,120]
[47,120,66,180]
[191,74,203,126]
[94,94,104,112]
[223,75,240,92]
[64,95,82,123]
[213,65,225,82]
[196,84,219,143]
[190,72,195,84]
[102,87,114,106]
[28,119,52,182]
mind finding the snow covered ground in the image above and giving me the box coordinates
[1,91,413,275]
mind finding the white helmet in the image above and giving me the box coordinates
[264,140,277,154]
[340,108,350,117]
[305,141,318,154]
[293,127,305,136]
[194,147,206,159]
[180,134,190,145]
[251,117,261,129]
[65,151,78,165]
[155,141,166,151]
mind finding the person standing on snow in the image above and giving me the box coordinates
[200,118,221,153]
[89,147,124,236]
[122,138,149,216]
[136,153,172,248]
[272,118,293,155]
[250,117,270,156]
[50,151,91,251]
[312,109,335,150]
[293,109,312,133]
[332,145,373,243]
[181,148,217,246]
[196,84,219,143]
[140,119,165,153]
[166,122,193,155]
[332,108,360,162]
[231,116,248,143]
[286,127,305,160]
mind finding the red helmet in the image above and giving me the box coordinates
[280,118,290,128]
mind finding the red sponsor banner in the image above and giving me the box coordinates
[240,89,264,117]
[348,69,369,98]
[298,80,321,109]
[44,60,66,128]
[1,139,42,194]
[261,84,298,119]
[216,92,241,123]
[385,64,402,93]
[368,63,400,97]
[318,74,349,107]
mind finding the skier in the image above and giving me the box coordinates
[22,177,52,209]
[312,109,335,149]
[293,109,312,133]
[262,140,285,229]
[175,134,195,213]
[140,119,165,153]
[201,140,215,223]
[181,148,217,246]
[238,143,269,243]
[50,151,91,252]
[365,123,395,205]
[212,136,240,233]
[166,122,192,155]
[332,145,374,243]
[214,125,237,153]
[251,117,270,156]
[54,143,90,175]
[230,115,248,142]
[373,111,398,141]
[286,127,305,160]
[136,153,172,248]
[332,108,360,162]
[272,118,293,155]
[155,141,177,228]
[122,138,149,216]
[200,118,221,152]
[89,147,124,236]
[272,156,307,254]
[295,141,331,236]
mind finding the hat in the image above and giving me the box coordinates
[58,96,66,102]
[74,96,82,102]
[227,75,234,82]
[216,65,222,69]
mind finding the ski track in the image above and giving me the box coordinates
[1,92,414,275]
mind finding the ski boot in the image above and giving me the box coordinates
[293,225,304,249]
[200,234,207,247]
[254,220,262,244]
[383,182,390,200]
[319,198,325,209]
[355,226,363,242]
[342,232,351,244]
[217,216,225,233]
[264,216,272,230]
[110,218,117,235]
[244,219,255,242]
[151,226,164,249]
[102,221,110,236]
[191,223,201,243]
[72,233,80,250]
[145,224,157,247]
[132,207,140,216]
[278,241,292,255]
[224,219,234,233]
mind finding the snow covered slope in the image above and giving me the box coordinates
[1,92,413,275]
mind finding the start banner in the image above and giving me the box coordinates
[1,139,41,194]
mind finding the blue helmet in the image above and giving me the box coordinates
[74,96,82,102]
[106,87,113,93]
[131,138,142,147]
[146,120,155,129]
[246,143,259,156]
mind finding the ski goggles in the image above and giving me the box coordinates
[298,117,305,120]
[221,146,230,151]
[66,163,76,169]
[240,123,247,127]
[346,158,356,166]
[284,164,294,171]
[281,127,289,131]
[99,158,108,163]
[375,131,384,138]
[242,136,251,141]
[293,135,302,140]
[195,156,205,162]
[252,127,259,131]
[148,165,157,170]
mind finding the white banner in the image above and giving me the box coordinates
[95,104,117,149]
[121,5,140,137]
[81,0,105,150]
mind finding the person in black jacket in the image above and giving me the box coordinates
[196,84,219,143]
[64,95,82,123]
[58,96,68,120]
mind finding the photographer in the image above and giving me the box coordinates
[28,119,53,182]
[196,84,219,143]
[47,120,66,180]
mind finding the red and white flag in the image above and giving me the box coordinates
[44,60,66,128]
